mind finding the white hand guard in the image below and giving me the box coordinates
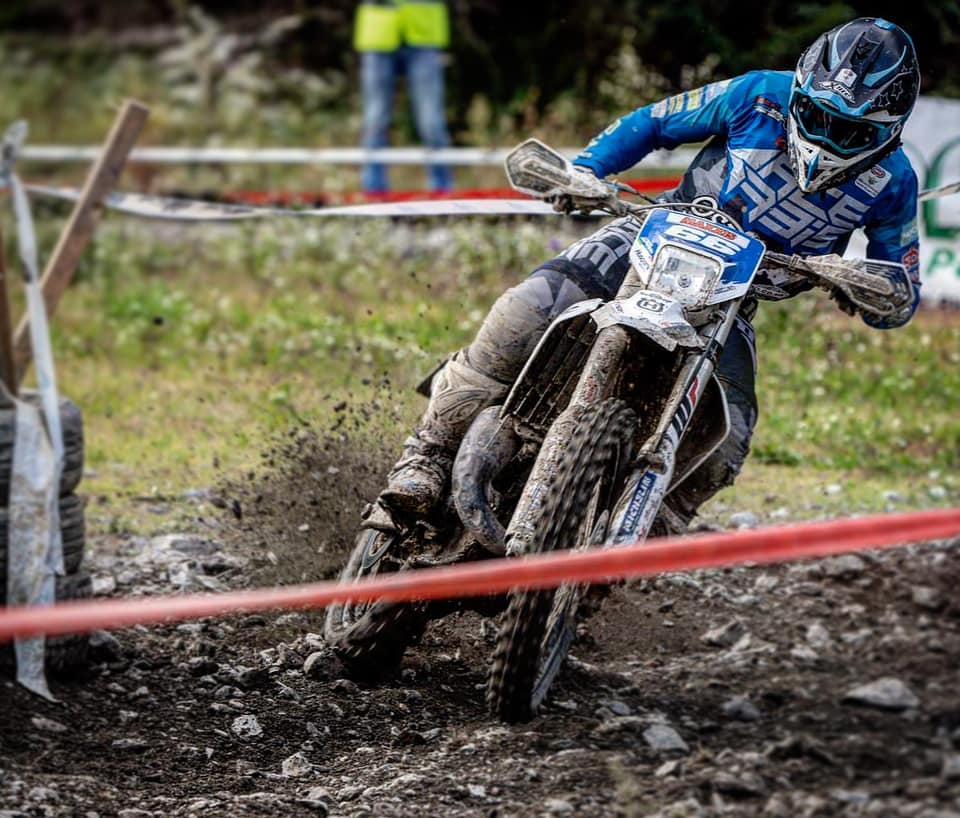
[504,138,622,214]
[790,253,915,323]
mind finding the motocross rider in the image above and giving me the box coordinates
[370,17,922,534]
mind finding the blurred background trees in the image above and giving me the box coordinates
[0,1,956,150]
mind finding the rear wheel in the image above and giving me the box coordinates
[487,399,635,722]
[323,527,428,680]
[0,570,92,674]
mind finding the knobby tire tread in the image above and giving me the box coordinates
[324,529,427,682]
[487,399,636,723]
[0,393,85,502]
[0,493,86,588]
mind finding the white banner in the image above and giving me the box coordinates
[19,144,698,170]
[848,96,960,304]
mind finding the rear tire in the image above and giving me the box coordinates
[0,493,86,586]
[487,399,635,722]
[323,528,428,681]
[0,393,84,501]
[0,570,92,675]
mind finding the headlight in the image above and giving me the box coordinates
[643,244,722,307]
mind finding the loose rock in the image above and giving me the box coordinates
[728,511,759,529]
[700,619,746,648]
[721,696,761,722]
[281,751,314,777]
[643,723,689,754]
[30,716,67,733]
[231,714,263,739]
[842,677,920,711]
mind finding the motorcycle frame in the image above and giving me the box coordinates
[502,250,744,557]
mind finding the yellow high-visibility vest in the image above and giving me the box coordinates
[353,1,450,52]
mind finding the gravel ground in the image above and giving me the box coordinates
[1,429,958,818]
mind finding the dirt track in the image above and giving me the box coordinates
[1,427,958,818]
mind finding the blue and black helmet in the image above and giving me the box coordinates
[787,18,920,193]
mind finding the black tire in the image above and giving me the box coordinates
[487,399,636,723]
[0,493,85,589]
[0,570,92,675]
[323,528,428,681]
[0,392,84,502]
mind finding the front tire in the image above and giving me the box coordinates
[323,528,428,681]
[487,399,636,722]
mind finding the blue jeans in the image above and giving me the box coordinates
[360,47,453,193]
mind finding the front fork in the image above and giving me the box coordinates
[505,296,743,556]
[607,299,743,546]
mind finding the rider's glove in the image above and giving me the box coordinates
[829,287,858,317]
[550,165,600,214]
[550,193,575,215]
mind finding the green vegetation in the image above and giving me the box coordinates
[0,6,955,538]
[11,214,955,539]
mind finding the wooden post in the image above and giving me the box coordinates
[0,226,15,404]
[13,100,149,384]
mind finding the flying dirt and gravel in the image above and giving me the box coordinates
[1,414,958,817]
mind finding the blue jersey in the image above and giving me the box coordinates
[574,70,921,327]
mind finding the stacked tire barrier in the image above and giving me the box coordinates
[0,393,90,672]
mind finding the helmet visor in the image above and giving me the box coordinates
[792,92,889,156]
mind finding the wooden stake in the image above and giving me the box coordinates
[0,226,15,403]
[13,100,149,384]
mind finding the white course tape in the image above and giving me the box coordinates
[25,178,960,223]
[20,144,698,169]
[918,180,960,202]
[2,120,64,702]
[24,184,565,220]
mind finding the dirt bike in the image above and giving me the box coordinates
[324,139,914,722]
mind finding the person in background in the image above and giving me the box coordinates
[353,0,453,194]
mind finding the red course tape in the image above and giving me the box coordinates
[0,509,957,643]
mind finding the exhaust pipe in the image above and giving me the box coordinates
[452,406,520,555]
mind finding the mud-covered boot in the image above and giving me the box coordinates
[378,431,454,519]
[377,351,509,521]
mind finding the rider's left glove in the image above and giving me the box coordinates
[829,287,858,317]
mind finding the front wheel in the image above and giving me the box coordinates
[487,399,636,722]
[323,527,428,680]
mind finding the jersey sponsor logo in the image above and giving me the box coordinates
[652,80,730,119]
[855,164,893,196]
[901,246,920,279]
[753,95,785,122]
[703,79,731,102]
[726,148,871,251]
[900,219,919,245]
[652,93,688,117]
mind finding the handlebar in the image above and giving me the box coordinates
[504,138,914,319]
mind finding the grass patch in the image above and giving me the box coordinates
[8,215,956,539]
